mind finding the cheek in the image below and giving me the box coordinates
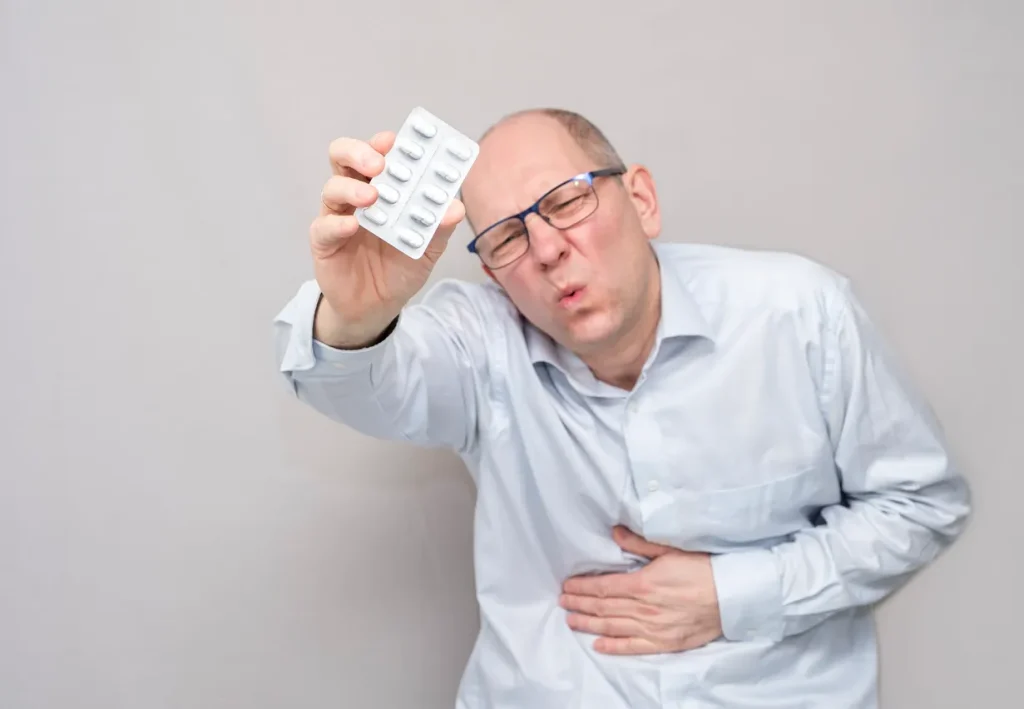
[568,212,631,259]
[565,222,606,255]
[499,273,550,319]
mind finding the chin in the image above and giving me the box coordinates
[561,309,621,350]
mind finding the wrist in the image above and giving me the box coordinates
[313,295,398,350]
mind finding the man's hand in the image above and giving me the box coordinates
[559,526,723,655]
[310,131,465,349]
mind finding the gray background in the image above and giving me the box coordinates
[2,1,1020,707]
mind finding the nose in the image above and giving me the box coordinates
[525,213,569,269]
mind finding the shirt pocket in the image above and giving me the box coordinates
[640,465,841,553]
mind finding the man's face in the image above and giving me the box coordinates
[461,115,662,358]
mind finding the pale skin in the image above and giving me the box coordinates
[560,526,723,655]
[308,112,723,655]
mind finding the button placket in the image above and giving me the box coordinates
[623,395,661,501]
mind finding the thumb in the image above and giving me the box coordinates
[423,198,466,262]
[613,525,676,559]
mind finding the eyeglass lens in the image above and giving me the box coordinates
[476,178,598,267]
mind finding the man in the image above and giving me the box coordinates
[273,108,971,708]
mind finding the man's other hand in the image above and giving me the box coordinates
[559,526,724,655]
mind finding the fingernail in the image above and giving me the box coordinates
[358,185,376,201]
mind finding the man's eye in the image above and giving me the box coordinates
[552,196,584,212]
[495,231,525,251]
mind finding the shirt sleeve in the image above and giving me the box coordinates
[710,275,972,642]
[272,277,491,454]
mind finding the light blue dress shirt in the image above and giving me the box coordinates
[273,241,970,709]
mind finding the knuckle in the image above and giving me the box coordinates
[321,178,351,208]
[632,577,653,597]
[638,603,660,618]
[320,181,336,204]
[651,613,674,631]
[328,137,351,159]
[324,174,344,193]
[311,215,341,243]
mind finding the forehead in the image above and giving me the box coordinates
[462,115,597,228]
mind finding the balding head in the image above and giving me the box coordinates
[479,108,624,172]
[461,109,625,234]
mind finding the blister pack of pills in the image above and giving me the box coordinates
[355,106,479,259]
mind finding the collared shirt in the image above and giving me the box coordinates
[273,241,970,709]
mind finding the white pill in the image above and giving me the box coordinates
[422,185,448,205]
[376,184,400,204]
[398,142,424,159]
[387,163,412,181]
[434,163,460,182]
[363,207,387,225]
[446,142,472,161]
[409,207,436,226]
[412,120,436,138]
[397,228,424,248]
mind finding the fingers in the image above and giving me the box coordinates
[320,175,378,215]
[593,636,661,656]
[317,130,462,263]
[310,213,359,258]
[328,132,395,179]
[566,613,644,639]
[368,130,396,158]
[422,198,467,261]
[439,197,466,228]
[612,526,676,559]
[562,571,647,600]
[559,593,659,621]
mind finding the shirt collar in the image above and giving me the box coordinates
[651,242,715,343]
[524,243,715,390]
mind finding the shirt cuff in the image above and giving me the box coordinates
[308,316,399,371]
[273,279,397,375]
[710,548,785,642]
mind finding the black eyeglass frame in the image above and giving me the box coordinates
[465,166,626,268]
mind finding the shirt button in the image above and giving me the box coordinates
[647,480,659,492]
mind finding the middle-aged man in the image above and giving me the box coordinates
[273,107,971,708]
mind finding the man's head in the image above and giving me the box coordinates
[460,108,663,366]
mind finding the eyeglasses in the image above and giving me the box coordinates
[466,166,626,269]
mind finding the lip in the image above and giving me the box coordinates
[557,284,586,307]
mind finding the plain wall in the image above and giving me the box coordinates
[2,1,1021,707]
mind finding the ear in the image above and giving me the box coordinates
[621,164,661,241]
